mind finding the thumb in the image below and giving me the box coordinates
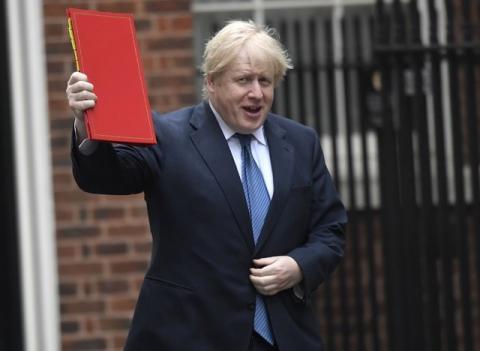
[253,256,278,267]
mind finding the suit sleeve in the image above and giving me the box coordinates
[71,127,160,195]
[287,130,347,300]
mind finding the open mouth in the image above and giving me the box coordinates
[243,106,262,114]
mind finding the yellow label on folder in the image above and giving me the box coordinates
[67,18,80,71]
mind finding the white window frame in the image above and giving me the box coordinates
[6,0,60,351]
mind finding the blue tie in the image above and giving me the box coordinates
[237,133,275,345]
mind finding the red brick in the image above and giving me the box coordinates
[144,1,190,13]
[48,78,68,92]
[148,74,193,89]
[135,18,151,31]
[134,241,152,254]
[110,297,137,312]
[61,301,105,314]
[59,282,78,297]
[50,117,73,132]
[49,2,195,350]
[48,98,70,112]
[94,207,125,220]
[51,134,69,148]
[97,280,129,294]
[54,200,75,214]
[174,56,194,68]
[157,18,169,32]
[58,226,100,239]
[107,224,148,237]
[110,260,149,274]
[53,154,72,167]
[96,242,128,255]
[46,42,72,55]
[47,60,66,74]
[178,92,196,105]
[63,338,106,351]
[147,37,192,51]
[61,320,80,333]
[53,172,73,186]
[59,263,103,276]
[57,245,77,259]
[43,3,68,17]
[45,23,66,37]
[114,335,127,348]
[98,2,136,13]
[171,16,192,31]
[54,190,92,204]
[130,205,148,218]
[99,317,131,331]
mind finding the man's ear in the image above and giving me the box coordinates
[206,74,216,94]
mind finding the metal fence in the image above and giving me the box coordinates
[197,1,480,349]
[372,1,480,350]
[270,1,480,350]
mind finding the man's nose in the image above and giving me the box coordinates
[248,80,263,99]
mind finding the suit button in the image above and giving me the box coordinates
[248,302,255,310]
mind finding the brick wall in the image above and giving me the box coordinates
[44,1,195,350]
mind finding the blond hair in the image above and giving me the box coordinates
[201,20,293,99]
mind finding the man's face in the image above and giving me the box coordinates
[207,49,275,134]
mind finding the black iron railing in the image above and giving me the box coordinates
[196,2,480,348]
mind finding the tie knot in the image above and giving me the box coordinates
[236,133,252,148]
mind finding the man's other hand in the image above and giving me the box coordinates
[249,256,303,296]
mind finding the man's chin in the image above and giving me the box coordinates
[237,122,263,134]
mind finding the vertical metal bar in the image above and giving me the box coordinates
[325,18,340,192]
[342,15,366,351]
[389,1,421,349]
[448,0,474,349]
[426,0,456,349]
[266,20,278,114]
[294,20,307,125]
[461,3,480,346]
[445,0,474,348]
[325,17,348,351]
[374,0,402,349]
[411,1,442,350]
[355,13,381,351]
[280,20,292,118]
[400,2,426,350]
[309,18,322,135]
[309,16,335,350]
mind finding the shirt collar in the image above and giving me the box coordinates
[209,100,267,145]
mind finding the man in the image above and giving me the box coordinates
[66,20,346,351]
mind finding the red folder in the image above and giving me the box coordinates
[67,8,156,145]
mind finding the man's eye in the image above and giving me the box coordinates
[237,77,247,83]
[260,78,272,86]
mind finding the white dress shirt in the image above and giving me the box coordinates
[209,101,274,198]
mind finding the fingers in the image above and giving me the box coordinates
[67,71,88,85]
[67,80,95,95]
[250,275,287,296]
[249,256,303,296]
[66,72,97,119]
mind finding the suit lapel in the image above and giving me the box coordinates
[189,102,255,251]
[255,117,294,254]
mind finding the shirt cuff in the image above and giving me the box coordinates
[78,139,98,155]
[293,283,305,300]
[74,127,98,155]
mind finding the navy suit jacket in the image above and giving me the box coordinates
[71,101,347,351]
